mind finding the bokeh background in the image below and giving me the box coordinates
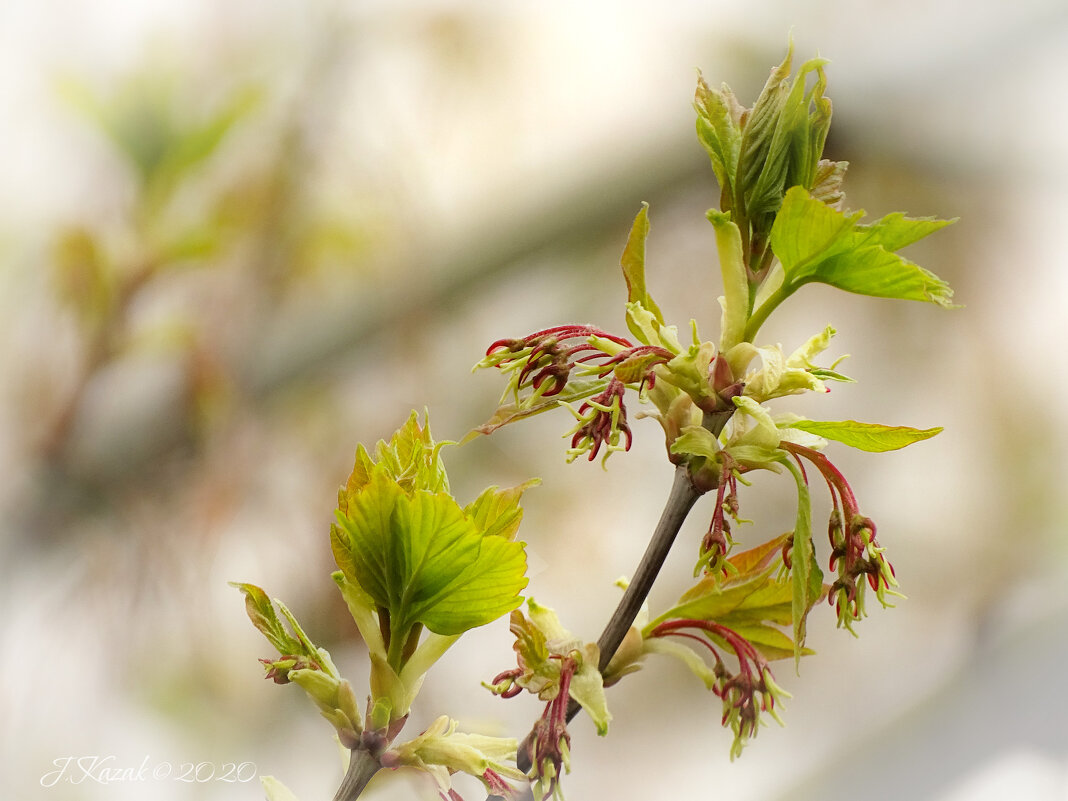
[3,1,1067,800]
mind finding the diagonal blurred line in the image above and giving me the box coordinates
[242,131,705,398]
[40,129,705,493]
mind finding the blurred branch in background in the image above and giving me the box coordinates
[9,23,379,552]
[9,62,708,561]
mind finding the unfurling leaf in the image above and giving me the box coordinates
[620,203,665,340]
[695,73,744,209]
[341,410,450,504]
[706,210,748,352]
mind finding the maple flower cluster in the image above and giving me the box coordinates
[647,619,789,759]
[481,325,673,463]
[780,441,901,631]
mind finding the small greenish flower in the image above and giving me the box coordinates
[486,600,611,800]
[382,716,526,800]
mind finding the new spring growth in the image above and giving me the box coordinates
[781,440,903,632]
[485,601,611,800]
[477,325,674,464]
[647,619,790,759]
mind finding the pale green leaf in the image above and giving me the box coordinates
[669,425,720,461]
[385,717,524,792]
[643,637,719,689]
[335,469,528,646]
[694,74,744,205]
[723,444,784,472]
[769,187,956,307]
[620,203,664,340]
[786,419,943,452]
[568,654,611,736]
[261,776,300,801]
[732,395,781,450]
[706,210,748,351]
[463,480,540,541]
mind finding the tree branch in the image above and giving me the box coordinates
[512,463,702,784]
[332,748,381,801]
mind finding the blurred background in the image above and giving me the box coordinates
[2,1,1067,799]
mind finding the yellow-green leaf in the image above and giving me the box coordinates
[786,419,943,452]
[620,203,665,341]
[769,187,956,307]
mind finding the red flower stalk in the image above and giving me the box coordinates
[525,655,577,800]
[648,620,787,756]
[696,453,743,575]
[779,441,900,630]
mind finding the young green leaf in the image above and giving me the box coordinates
[785,419,943,452]
[706,210,748,352]
[694,73,744,209]
[768,186,956,306]
[231,582,303,657]
[745,55,829,221]
[620,203,665,340]
[334,469,528,652]
[463,479,540,540]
